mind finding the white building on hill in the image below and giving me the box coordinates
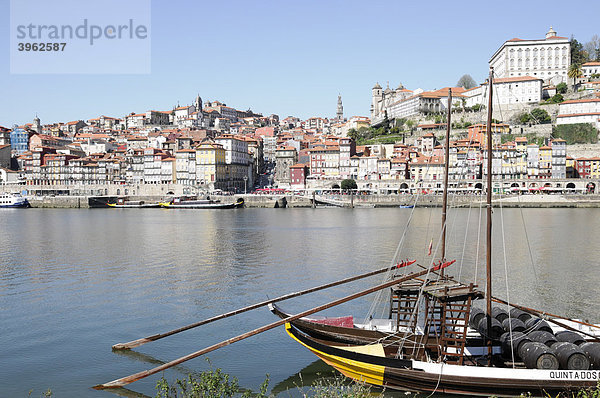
[461,76,543,109]
[556,98,600,129]
[489,27,570,85]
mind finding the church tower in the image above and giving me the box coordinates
[195,94,203,112]
[33,115,41,134]
[371,83,382,120]
[336,94,344,121]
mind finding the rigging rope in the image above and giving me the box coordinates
[517,193,539,282]
[363,186,423,323]
[499,194,516,366]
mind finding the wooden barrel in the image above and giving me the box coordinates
[502,318,526,333]
[492,306,509,323]
[520,342,559,370]
[525,317,553,334]
[580,342,600,369]
[528,330,558,347]
[555,330,585,346]
[469,307,485,330]
[500,331,531,359]
[551,342,590,370]
[477,316,504,340]
[509,307,532,322]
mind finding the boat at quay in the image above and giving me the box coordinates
[0,193,30,208]
[159,196,244,209]
[107,197,160,208]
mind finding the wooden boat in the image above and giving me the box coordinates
[0,193,30,208]
[108,198,160,208]
[274,73,600,396]
[285,322,599,396]
[159,196,244,209]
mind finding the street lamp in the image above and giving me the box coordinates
[243,176,248,194]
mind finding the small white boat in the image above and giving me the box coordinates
[0,193,30,208]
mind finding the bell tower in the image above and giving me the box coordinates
[336,94,344,121]
[371,82,383,119]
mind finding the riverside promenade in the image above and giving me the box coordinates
[16,192,600,209]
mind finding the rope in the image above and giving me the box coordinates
[517,194,539,282]
[499,194,515,366]
[363,186,423,323]
[458,200,473,280]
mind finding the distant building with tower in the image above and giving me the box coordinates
[33,115,41,133]
[336,94,345,122]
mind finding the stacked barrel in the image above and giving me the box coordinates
[469,306,600,370]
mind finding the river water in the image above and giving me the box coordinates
[1,207,600,397]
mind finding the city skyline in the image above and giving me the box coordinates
[1,0,599,127]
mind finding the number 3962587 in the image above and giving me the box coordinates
[18,43,66,51]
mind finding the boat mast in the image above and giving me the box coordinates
[440,88,452,272]
[485,68,494,362]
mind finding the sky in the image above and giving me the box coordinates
[1,0,599,127]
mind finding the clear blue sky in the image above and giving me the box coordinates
[1,0,599,127]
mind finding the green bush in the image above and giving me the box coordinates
[552,123,599,144]
[153,368,382,398]
[556,82,568,94]
[156,369,270,398]
[550,93,565,103]
[531,108,551,123]
[519,108,551,124]
[501,133,515,144]
[306,376,380,398]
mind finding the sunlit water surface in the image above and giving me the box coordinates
[1,207,599,397]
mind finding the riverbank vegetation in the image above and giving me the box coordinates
[154,368,379,398]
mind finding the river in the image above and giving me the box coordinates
[1,207,600,397]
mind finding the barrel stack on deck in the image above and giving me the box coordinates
[469,304,600,370]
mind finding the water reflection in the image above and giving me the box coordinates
[0,208,599,397]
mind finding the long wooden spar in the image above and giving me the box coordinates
[94,261,453,390]
[112,260,416,350]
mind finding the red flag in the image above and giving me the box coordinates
[428,239,433,256]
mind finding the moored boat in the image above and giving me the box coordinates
[0,193,30,208]
[285,322,600,396]
[159,196,244,209]
[108,198,160,208]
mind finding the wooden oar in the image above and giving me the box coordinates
[112,260,416,350]
[94,261,452,390]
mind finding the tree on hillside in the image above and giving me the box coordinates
[518,108,551,124]
[550,93,564,103]
[552,123,599,144]
[556,82,567,94]
[584,35,600,62]
[530,108,552,123]
[570,37,589,65]
[347,128,359,142]
[456,74,477,89]
[568,63,583,88]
